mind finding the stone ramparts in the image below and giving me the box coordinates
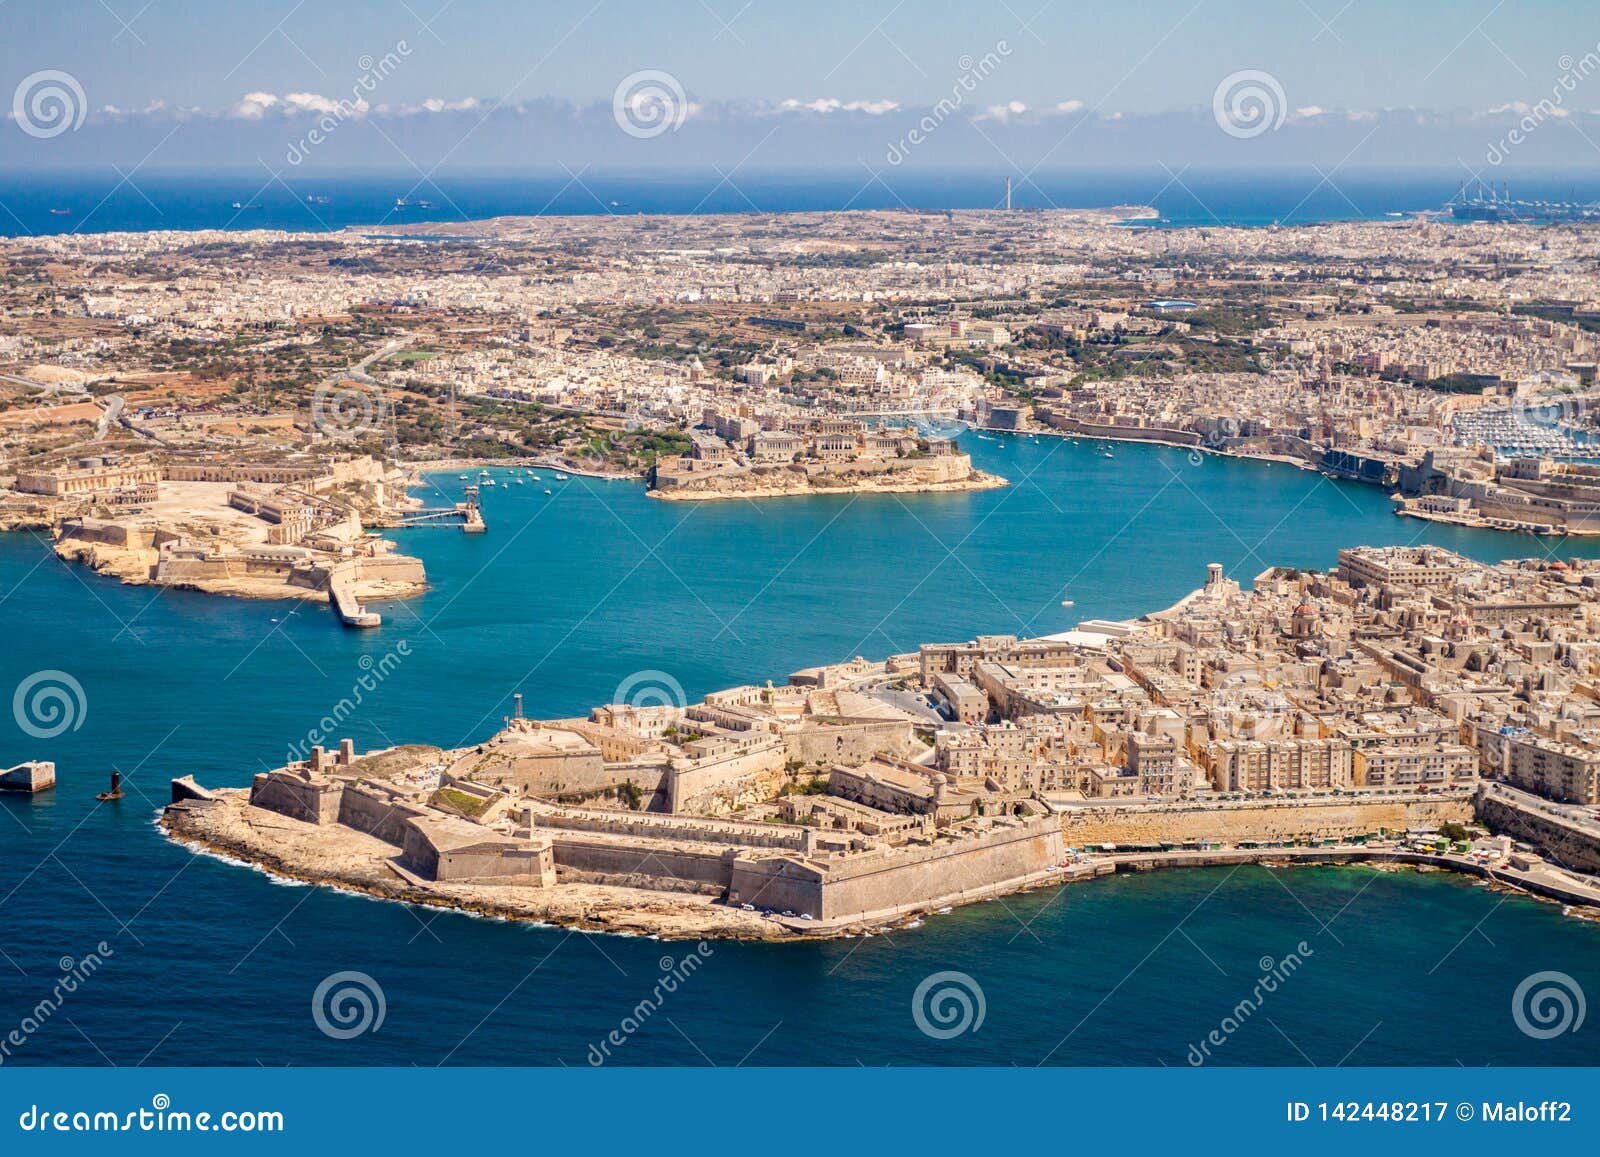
[1057,794,1473,847]
[1475,784,1600,874]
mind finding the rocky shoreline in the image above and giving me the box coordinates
[161,789,803,940]
[160,784,1600,943]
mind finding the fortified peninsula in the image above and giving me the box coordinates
[648,423,1004,501]
[164,543,1600,938]
[2,451,436,626]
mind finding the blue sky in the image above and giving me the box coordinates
[4,0,1600,171]
[3,0,1591,112]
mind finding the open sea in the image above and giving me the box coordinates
[6,168,1600,235]
[2,435,1599,1066]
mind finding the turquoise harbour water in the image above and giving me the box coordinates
[2,435,1598,1066]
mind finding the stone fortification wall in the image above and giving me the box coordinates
[729,817,1063,920]
[401,824,555,886]
[668,745,789,814]
[455,747,642,799]
[60,519,160,549]
[1476,787,1600,873]
[530,805,807,851]
[550,838,732,894]
[338,784,426,846]
[344,554,427,589]
[1042,416,1202,446]
[249,771,341,824]
[1057,795,1473,847]
[785,719,913,770]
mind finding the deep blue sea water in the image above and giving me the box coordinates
[6,168,1600,235]
[2,436,1599,1066]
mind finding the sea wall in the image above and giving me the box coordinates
[729,817,1063,920]
[1040,415,1202,446]
[1057,794,1474,847]
[344,554,428,590]
[1475,785,1600,873]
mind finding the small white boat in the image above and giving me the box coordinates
[482,478,496,487]
[514,478,525,485]
[543,488,552,494]
[1060,599,1075,608]
[530,475,541,481]
[457,473,468,479]
[554,473,568,480]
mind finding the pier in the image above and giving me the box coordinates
[328,570,381,628]
[388,487,485,533]
[0,761,55,794]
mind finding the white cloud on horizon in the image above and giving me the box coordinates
[777,98,900,115]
